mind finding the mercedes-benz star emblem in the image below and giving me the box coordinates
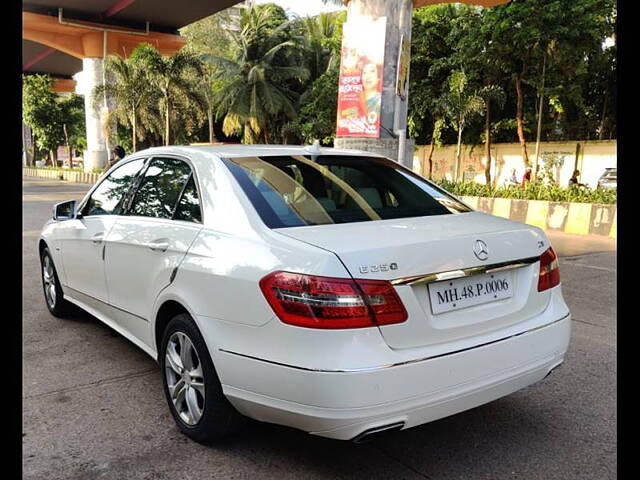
[473,239,489,261]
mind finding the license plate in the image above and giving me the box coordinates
[428,271,513,314]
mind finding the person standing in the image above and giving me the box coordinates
[508,168,518,186]
[569,169,586,187]
[521,167,532,187]
[106,145,126,170]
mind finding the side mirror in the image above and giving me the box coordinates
[53,200,81,221]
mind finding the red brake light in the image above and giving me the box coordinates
[259,271,408,329]
[538,246,560,292]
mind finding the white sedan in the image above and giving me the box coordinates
[39,145,570,443]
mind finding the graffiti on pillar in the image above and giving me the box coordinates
[336,16,386,138]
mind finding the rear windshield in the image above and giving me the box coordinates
[223,155,471,228]
[602,169,617,179]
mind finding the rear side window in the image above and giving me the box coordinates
[128,157,193,219]
[174,176,202,223]
[223,155,470,228]
[84,158,146,216]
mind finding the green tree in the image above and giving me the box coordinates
[477,85,506,185]
[408,5,463,176]
[480,0,615,165]
[22,75,64,165]
[204,4,309,143]
[296,66,339,145]
[439,70,485,181]
[181,10,235,143]
[92,49,160,152]
[294,10,346,145]
[59,94,86,166]
[134,44,204,145]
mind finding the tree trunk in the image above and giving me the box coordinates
[132,114,137,152]
[63,123,71,168]
[484,100,492,185]
[208,107,215,144]
[455,124,463,181]
[164,95,171,146]
[598,91,608,141]
[515,74,530,167]
[33,133,37,165]
[263,124,270,144]
[426,131,436,180]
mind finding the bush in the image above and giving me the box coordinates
[435,180,617,204]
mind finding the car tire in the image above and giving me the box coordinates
[40,247,74,318]
[160,313,245,443]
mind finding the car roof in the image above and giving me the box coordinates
[136,144,387,160]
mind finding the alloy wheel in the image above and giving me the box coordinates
[164,332,206,426]
[42,255,57,309]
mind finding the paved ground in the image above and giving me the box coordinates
[23,177,616,480]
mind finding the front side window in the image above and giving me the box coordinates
[84,158,146,216]
[223,155,471,228]
[128,157,193,219]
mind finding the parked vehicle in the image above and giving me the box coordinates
[597,167,617,190]
[39,145,571,443]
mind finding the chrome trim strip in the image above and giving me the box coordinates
[218,313,569,373]
[390,256,540,286]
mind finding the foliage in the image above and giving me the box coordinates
[296,66,339,145]
[204,3,309,143]
[436,179,616,204]
[294,11,346,145]
[58,94,86,155]
[23,0,616,163]
[181,9,236,143]
[133,44,204,145]
[93,49,160,152]
[22,75,65,162]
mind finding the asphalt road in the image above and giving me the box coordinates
[23,177,616,480]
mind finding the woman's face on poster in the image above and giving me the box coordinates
[362,63,379,91]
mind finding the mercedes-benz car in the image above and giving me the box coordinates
[39,145,570,443]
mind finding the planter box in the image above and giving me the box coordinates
[465,195,615,238]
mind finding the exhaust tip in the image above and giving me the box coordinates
[544,363,563,379]
[351,422,405,444]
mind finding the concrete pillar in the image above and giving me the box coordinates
[334,0,414,168]
[78,57,108,172]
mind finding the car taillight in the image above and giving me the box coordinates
[259,271,408,329]
[538,246,560,292]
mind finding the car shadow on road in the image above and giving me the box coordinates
[199,392,557,479]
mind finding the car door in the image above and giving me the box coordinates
[103,156,204,344]
[57,158,147,305]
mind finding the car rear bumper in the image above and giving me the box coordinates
[217,314,570,440]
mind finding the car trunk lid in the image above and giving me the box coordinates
[277,212,551,349]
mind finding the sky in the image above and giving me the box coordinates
[253,0,345,17]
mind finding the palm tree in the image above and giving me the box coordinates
[301,13,339,82]
[204,5,309,143]
[92,49,160,152]
[440,70,485,181]
[134,44,204,145]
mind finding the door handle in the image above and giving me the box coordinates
[147,239,170,252]
[91,232,104,244]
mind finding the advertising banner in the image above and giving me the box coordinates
[336,16,386,138]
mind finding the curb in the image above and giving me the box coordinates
[23,167,102,185]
